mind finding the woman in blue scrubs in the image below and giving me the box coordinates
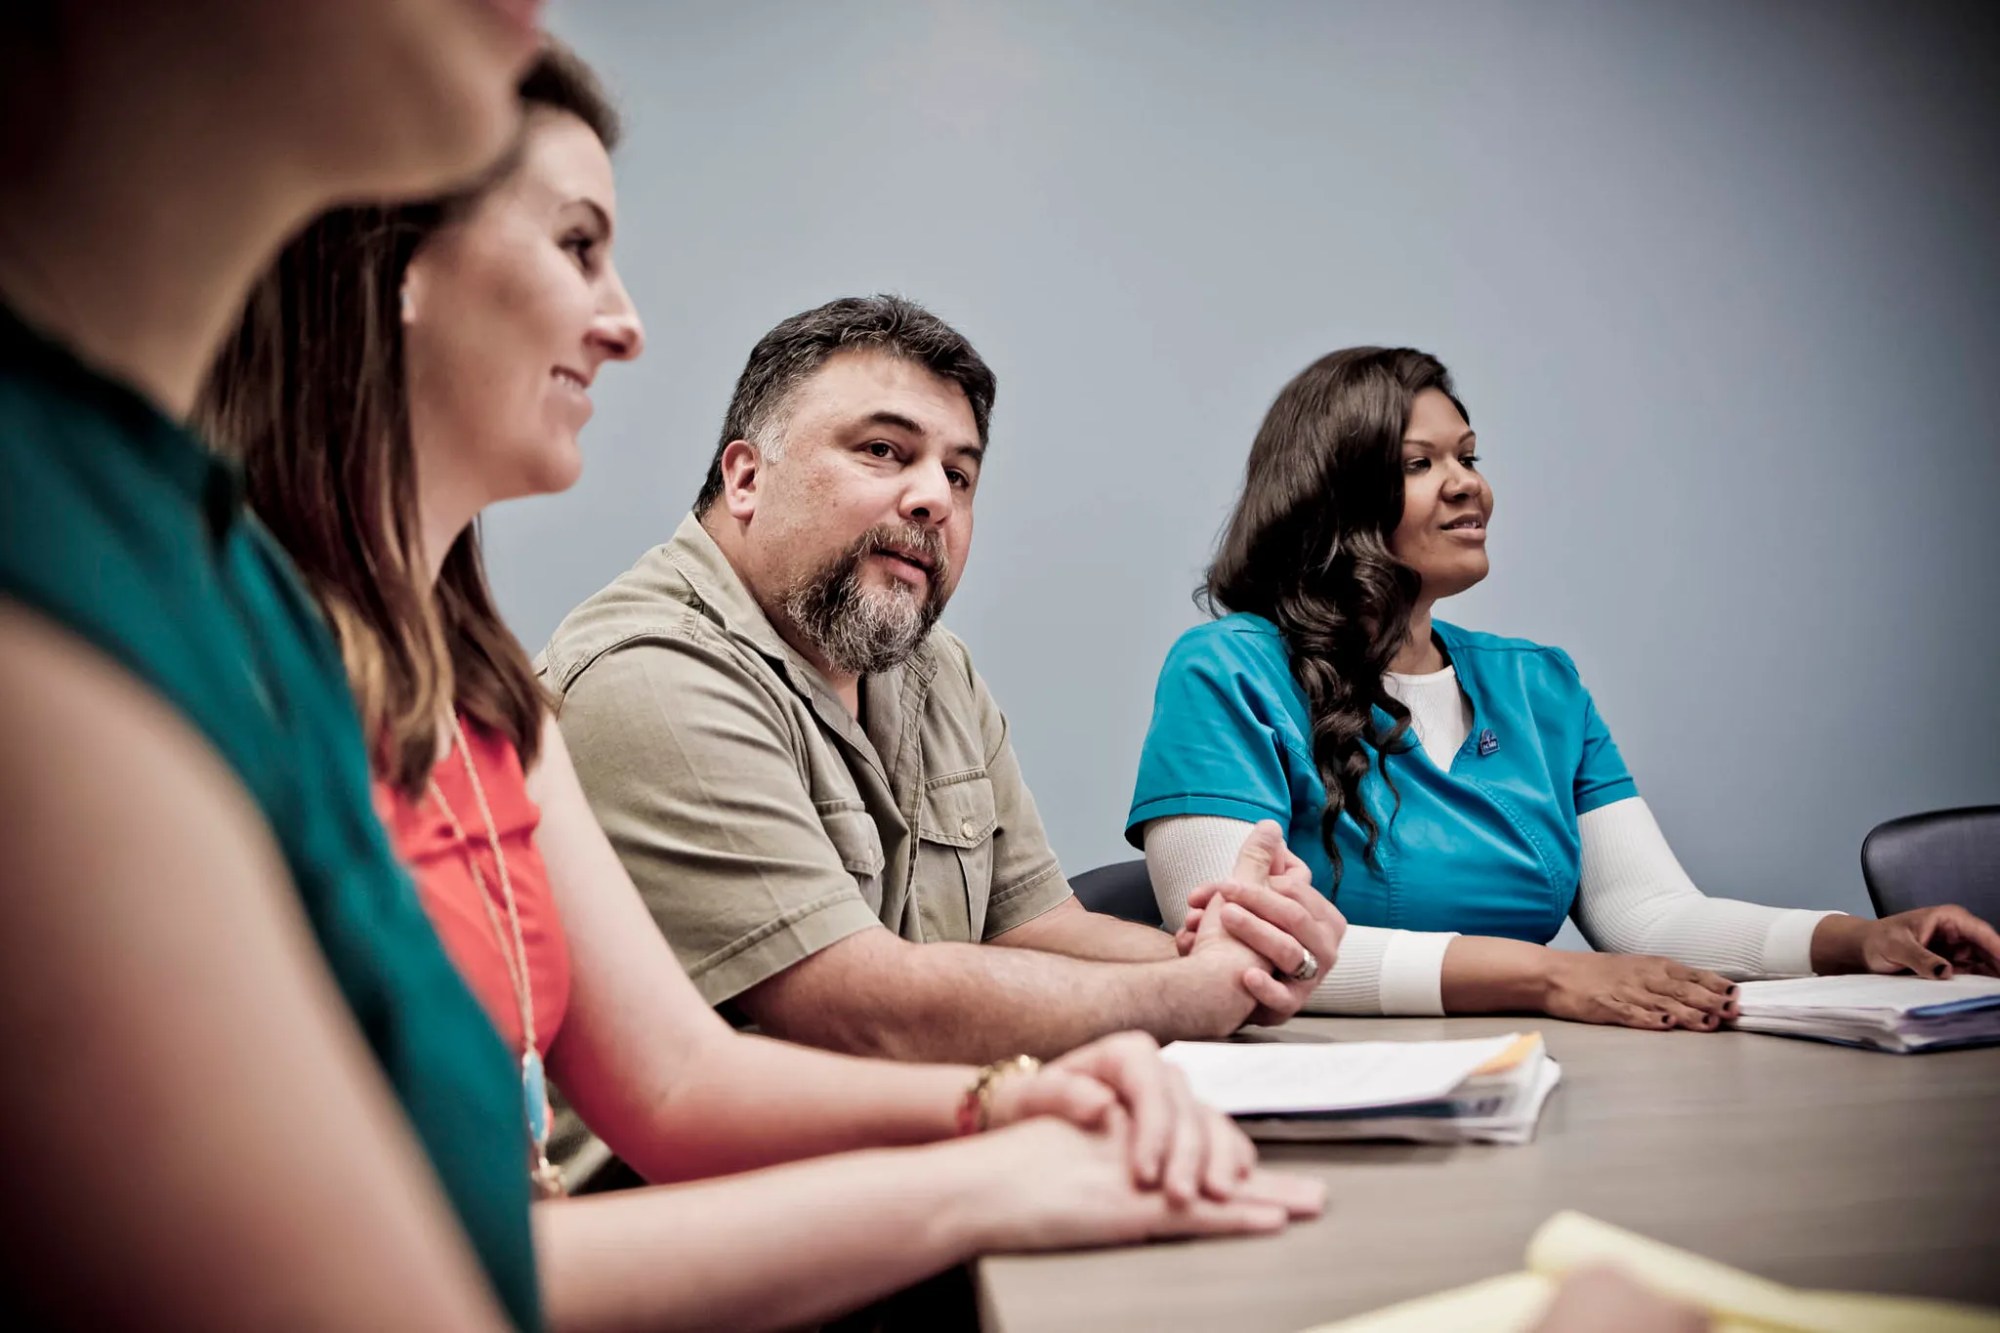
[1128,346,2000,1028]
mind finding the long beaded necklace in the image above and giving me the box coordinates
[428,714,566,1199]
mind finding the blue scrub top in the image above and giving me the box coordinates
[1126,614,1638,944]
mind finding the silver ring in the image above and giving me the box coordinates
[1290,949,1320,983]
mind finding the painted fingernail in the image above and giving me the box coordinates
[1661,1015,1672,1026]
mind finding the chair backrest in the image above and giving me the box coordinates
[1069,858,1163,928]
[1860,805,2000,920]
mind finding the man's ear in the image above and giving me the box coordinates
[719,439,764,521]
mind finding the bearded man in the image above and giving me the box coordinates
[539,298,1342,1178]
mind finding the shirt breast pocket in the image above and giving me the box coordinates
[916,772,997,941]
[819,804,886,913]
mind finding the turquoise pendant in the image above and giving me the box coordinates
[522,1050,551,1145]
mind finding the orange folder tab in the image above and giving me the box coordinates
[1471,1032,1544,1077]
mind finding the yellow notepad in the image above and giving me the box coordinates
[1303,1212,2000,1332]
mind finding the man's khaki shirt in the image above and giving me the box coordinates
[539,513,1074,1015]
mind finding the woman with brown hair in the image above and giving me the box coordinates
[1128,346,2000,1027]
[202,42,1325,1332]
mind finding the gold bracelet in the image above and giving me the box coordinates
[955,1054,1042,1136]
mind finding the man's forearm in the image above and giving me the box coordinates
[991,897,1179,963]
[739,933,1245,1063]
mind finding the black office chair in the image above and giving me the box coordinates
[1860,805,2000,921]
[1071,858,1164,928]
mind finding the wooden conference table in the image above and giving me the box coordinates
[975,1015,2000,1332]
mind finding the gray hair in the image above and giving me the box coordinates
[693,294,997,513]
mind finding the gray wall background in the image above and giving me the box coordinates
[497,0,2000,928]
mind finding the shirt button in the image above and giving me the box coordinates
[960,817,978,838]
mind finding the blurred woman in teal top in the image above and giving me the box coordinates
[0,2,556,1326]
[1129,347,2000,1029]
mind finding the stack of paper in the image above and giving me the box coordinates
[1732,974,2000,1053]
[1162,1032,1560,1144]
[1303,1211,2000,1332]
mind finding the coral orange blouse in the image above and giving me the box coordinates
[374,717,571,1061]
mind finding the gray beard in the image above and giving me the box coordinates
[781,530,947,677]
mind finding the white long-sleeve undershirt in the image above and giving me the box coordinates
[1141,666,1837,1015]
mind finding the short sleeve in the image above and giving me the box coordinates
[1554,648,1640,816]
[941,643,1074,938]
[553,627,882,1007]
[1125,623,1300,845]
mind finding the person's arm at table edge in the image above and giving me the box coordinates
[991,895,1179,962]
[1808,908,2000,978]
[735,921,1259,1062]
[1571,797,1837,979]
[995,871,1349,971]
[0,605,509,1330]
[535,1138,993,1333]
[534,1116,1305,1333]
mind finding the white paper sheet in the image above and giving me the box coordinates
[1161,1033,1522,1117]
[1736,973,2000,1015]
[1732,974,2000,1052]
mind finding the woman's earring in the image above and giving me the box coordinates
[399,287,414,323]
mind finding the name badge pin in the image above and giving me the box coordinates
[1477,729,1499,757]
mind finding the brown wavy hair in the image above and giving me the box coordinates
[1202,347,1468,887]
[197,41,619,796]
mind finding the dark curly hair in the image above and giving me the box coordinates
[1202,347,1468,888]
